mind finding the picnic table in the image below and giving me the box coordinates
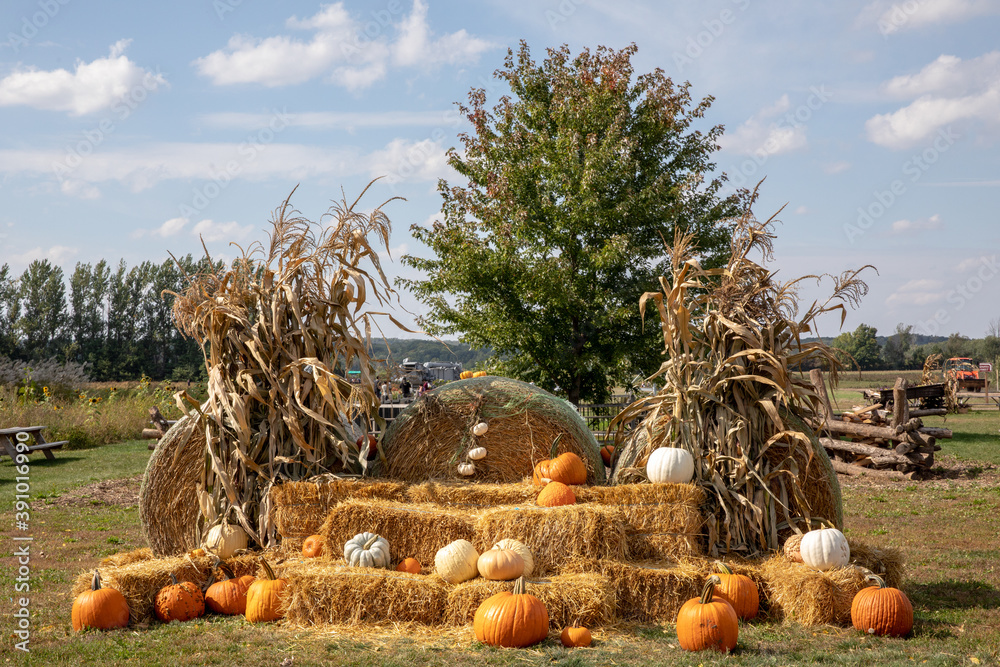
[0,425,68,460]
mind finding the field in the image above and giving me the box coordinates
[1,410,998,666]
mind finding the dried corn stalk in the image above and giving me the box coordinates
[167,181,410,548]
[611,190,873,556]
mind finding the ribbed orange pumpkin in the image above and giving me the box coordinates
[532,452,587,486]
[205,563,251,615]
[473,576,549,648]
[154,574,205,623]
[851,574,913,637]
[396,558,422,574]
[477,548,524,581]
[676,575,738,652]
[71,570,130,631]
[600,445,614,467]
[537,481,576,507]
[302,535,325,558]
[245,559,287,623]
[560,622,592,647]
[712,561,759,620]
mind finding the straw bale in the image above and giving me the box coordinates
[281,561,448,626]
[473,505,628,575]
[575,483,705,534]
[139,414,205,556]
[849,540,905,589]
[70,553,258,624]
[444,574,616,628]
[270,477,409,539]
[627,532,703,561]
[563,558,707,623]
[758,557,869,626]
[405,481,538,508]
[319,499,475,567]
[100,548,155,568]
[374,376,605,485]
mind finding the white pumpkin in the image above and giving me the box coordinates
[799,528,850,571]
[492,538,534,577]
[203,523,248,559]
[646,447,695,484]
[457,462,476,476]
[435,539,479,584]
[468,447,488,461]
[472,421,489,436]
[344,532,391,569]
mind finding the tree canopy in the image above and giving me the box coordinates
[401,42,743,403]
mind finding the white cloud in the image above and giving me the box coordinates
[823,161,851,174]
[193,1,494,90]
[191,219,255,243]
[0,40,165,115]
[718,94,808,157]
[9,245,79,266]
[890,213,943,234]
[201,109,460,131]
[794,205,809,215]
[885,277,946,307]
[866,52,1000,149]
[859,0,1000,35]
[367,137,452,184]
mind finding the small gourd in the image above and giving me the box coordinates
[301,535,325,558]
[468,446,487,461]
[537,481,575,507]
[344,532,391,569]
[560,621,593,647]
[457,461,476,476]
[473,421,489,436]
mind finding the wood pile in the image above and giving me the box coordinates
[809,370,950,481]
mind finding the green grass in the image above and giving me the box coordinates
[0,439,151,499]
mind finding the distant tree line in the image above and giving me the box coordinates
[370,338,494,369]
[825,322,1000,372]
[0,256,220,382]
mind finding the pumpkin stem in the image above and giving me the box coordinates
[513,575,527,596]
[169,572,179,586]
[259,557,277,581]
[363,534,379,550]
[864,573,888,589]
[699,574,722,604]
[91,569,103,591]
[202,571,216,592]
[219,562,236,581]
[713,560,734,576]
[549,433,563,459]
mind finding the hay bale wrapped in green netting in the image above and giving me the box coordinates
[319,500,475,566]
[473,505,628,575]
[270,477,410,539]
[373,376,605,484]
[279,561,448,625]
[139,414,206,556]
[444,574,616,627]
[848,540,905,589]
[759,557,869,626]
[70,553,259,624]
[405,481,539,507]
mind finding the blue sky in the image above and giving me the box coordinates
[1,0,998,342]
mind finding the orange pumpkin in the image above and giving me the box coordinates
[600,445,614,467]
[477,548,525,581]
[851,574,913,637]
[473,576,549,648]
[712,561,759,620]
[560,622,592,647]
[396,558,422,574]
[472,371,488,378]
[302,535,325,558]
[245,559,287,623]
[154,574,205,623]
[532,452,587,486]
[676,575,738,652]
[71,570,130,631]
[537,481,576,507]
[205,563,251,615]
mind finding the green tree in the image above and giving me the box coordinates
[880,323,912,369]
[833,323,881,371]
[0,264,19,358]
[16,259,67,360]
[401,42,742,403]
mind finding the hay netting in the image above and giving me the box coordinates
[270,477,409,538]
[70,552,259,624]
[444,574,616,627]
[608,197,868,557]
[473,505,627,575]
[374,376,605,484]
[139,413,205,556]
[279,561,448,625]
[319,500,475,566]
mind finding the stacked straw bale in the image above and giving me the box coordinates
[280,561,448,625]
[848,540,905,588]
[444,574,616,627]
[374,376,605,484]
[270,478,409,539]
[473,505,628,575]
[759,558,870,626]
[319,500,475,566]
[405,481,539,508]
[70,552,259,624]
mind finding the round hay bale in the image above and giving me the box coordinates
[374,376,605,484]
[139,414,205,556]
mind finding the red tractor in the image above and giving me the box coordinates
[944,357,986,391]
